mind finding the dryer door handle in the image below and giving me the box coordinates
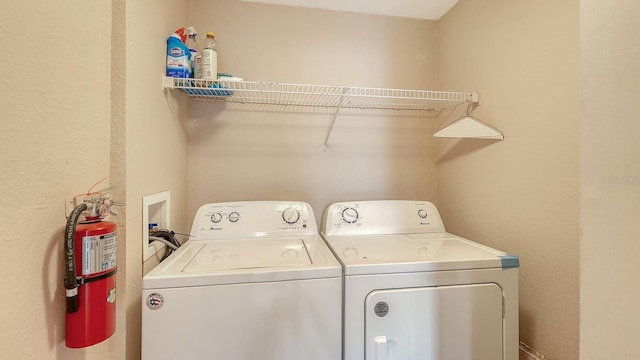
[374,336,387,360]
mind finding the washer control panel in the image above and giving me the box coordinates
[191,201,318,240]
[322,200,445,236]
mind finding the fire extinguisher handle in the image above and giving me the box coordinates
[65,203,87,314]
[65,276,79,313]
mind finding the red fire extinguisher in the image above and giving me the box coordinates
[64,196,117,348]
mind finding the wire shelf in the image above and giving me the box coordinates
[161,75,485,150]
[162,76,477,112]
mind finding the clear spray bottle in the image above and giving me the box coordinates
[186,27,198,78]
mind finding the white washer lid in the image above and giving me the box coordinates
[143,235,342,289]
[183,238,311,272]
[323,232,514,275]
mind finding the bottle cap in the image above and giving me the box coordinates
[174,27,187,43]
[206,31,215,38]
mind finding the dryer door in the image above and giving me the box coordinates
[365,283,503,360]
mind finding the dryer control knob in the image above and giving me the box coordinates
[341,207,359,224]
[417,209,428,218]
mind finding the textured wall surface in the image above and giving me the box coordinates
[124,1,190,359]
[580,1,640,359]
[436,0,580,358]
[4,1,636,359]
[0,1,114,359]
[186,0,440,226]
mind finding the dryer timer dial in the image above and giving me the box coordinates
[341,207,359,224]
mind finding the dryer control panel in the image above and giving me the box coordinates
[190,201,318,240]
[322,200,445,236]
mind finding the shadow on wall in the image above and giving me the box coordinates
[164,89,198,140]
[436,138,502,164]
[43,228,65,351]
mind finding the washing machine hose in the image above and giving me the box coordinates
[149,229,181,261]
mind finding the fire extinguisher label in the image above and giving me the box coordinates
[107,288,116,304]
[82,231,117,276]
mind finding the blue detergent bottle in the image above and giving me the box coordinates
[166,30,191,78]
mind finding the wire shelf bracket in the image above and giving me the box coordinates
[322,87,349,151]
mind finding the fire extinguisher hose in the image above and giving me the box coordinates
[64,203,88,313]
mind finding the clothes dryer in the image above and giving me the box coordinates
[142,201,342,360]
[321,200,519,360]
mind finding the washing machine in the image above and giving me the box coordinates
[321,200,519,360]
[142,201,342,360]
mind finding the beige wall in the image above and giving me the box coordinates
[3,1,637,359]
[186,0,439,225]
[0,1,190,359]
[436,0,580,359]
[580,1,640,359]
[0,1,115,359]
[124,0,190,359]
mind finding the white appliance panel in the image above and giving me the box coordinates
[142,277,342,360]
[327,233,505,275]
[342,267,519,360]
[191,201,318,240]
[322,200,445,236]
[365,284,503,360]
[183,238,311,272]
[143,235,341,288]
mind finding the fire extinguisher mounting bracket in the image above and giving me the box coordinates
[74,268,118,286]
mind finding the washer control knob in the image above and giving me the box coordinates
[341,207,359,224]
[417,209,428,219]
[282,207,301,224]
[210,212,223,223]
[228,211,240,223]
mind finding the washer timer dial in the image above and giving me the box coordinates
[210,212,223,223]
[417,209,428,219]
[341,207,359,224]
[282,207,301,224]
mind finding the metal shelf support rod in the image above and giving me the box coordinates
[322,87,349,151]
